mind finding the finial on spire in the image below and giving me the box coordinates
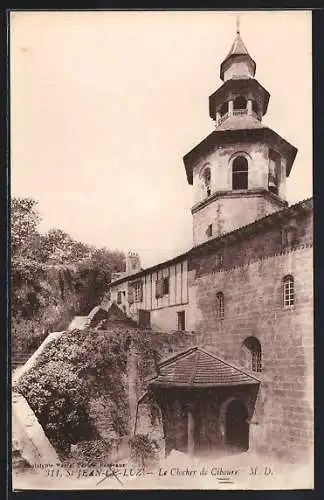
[236,15,240,34]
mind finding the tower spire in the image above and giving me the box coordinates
[219,18,256,81]
[236,15,240,34]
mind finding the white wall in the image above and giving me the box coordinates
[109,259,200,332]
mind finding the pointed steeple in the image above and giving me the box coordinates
[220,20,256,81]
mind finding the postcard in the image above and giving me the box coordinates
[10,9,313,490]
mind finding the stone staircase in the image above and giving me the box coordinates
[12,352,31,371]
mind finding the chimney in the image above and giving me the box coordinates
[126,251,142,275]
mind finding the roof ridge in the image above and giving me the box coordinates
[197,347,261,383]
[189,350,200,384]
[108,197,312,287]
[158,346,198,368]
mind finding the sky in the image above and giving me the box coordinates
[10,10,312,268]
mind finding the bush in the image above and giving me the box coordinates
[63,439,113,467]
[16,328,131,452]
[129,434,158,468]
[16,360,94,453]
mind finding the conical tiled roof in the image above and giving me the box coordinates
[225,31,250,59]
[220,29,256,81]
[148,347,260,388]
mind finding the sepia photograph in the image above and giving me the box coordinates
[10,9,313,490]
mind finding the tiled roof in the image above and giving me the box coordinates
[148,347,260,388]
[225,32,250,58]
[220,32,256,80]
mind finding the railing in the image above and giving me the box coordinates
[233,108,248,116]
[218,112,229,126]
[216,109,260,127]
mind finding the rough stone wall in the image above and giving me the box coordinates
[190,209,312,275]
[192,192,283,244]
[191,209,313,462]
[135,392,165,459]
[140,385,259,458]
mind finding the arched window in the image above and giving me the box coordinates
[201,165,211,197]
[234,96,247,110]
[220,102,228,117]
[216,292,224,319]
[283,275,294,307]
[242,337,262,372]
[232,156,248,190]
[252,100,259,115]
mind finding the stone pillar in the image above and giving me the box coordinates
[187,411,195,456]
[247,99,252,115]
[228,100,234,115]
[216,112,220,127]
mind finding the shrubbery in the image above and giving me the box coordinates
[11,196,125,354]
[16,327,132,453]
[129,434,159,468]
[64,440,113,467]
[17,360,93,453]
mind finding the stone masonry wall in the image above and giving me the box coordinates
[192,192,283,244]
[190,139,289,245]
[191,206,313,463]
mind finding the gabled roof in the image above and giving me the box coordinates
[148,346,260,388]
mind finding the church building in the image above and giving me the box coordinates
[107,24,313,463]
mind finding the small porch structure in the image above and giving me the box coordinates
[147,347,260,458]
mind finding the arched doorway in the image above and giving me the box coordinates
[225,399,249,452]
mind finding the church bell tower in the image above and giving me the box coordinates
[183,20,297,246]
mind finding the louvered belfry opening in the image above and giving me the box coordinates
[232,156,248,190]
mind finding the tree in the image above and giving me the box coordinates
[11,197,41,259]
[11,197,126,347]
[74,247,125,313]
[38,229,92,264]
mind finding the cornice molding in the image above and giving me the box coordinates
[191,188,287,215]
[108,198,313,288]
[196,242,313,278]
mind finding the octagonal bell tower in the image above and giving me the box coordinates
[183,21,297,246]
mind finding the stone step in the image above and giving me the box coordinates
[12,353,31,360]
[12,354,31,370]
